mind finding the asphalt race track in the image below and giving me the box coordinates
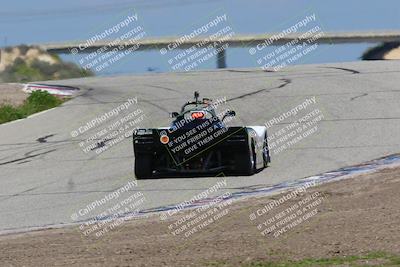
[1,60,400,232]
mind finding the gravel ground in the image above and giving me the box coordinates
[1,166,400,266]
[0,83,26,106]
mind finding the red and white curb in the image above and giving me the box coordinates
[23,83,80,96]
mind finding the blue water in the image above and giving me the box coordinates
[1,0,399,75]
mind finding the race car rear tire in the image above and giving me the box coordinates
[235,145,255,175]
[134,154,153,179]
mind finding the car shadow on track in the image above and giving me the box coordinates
[135,167,266,180]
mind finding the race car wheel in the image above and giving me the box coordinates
[263,133,270,168]
[235,144,255,175]
[134,154,153,179]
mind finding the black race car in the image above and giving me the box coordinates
[133,92,270,179]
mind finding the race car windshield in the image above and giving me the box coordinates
[181,103,209,112]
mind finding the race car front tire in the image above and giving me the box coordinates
[134,154,153,179]
[263,133,270,168]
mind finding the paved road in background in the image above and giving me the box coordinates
[1,60,399,232]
